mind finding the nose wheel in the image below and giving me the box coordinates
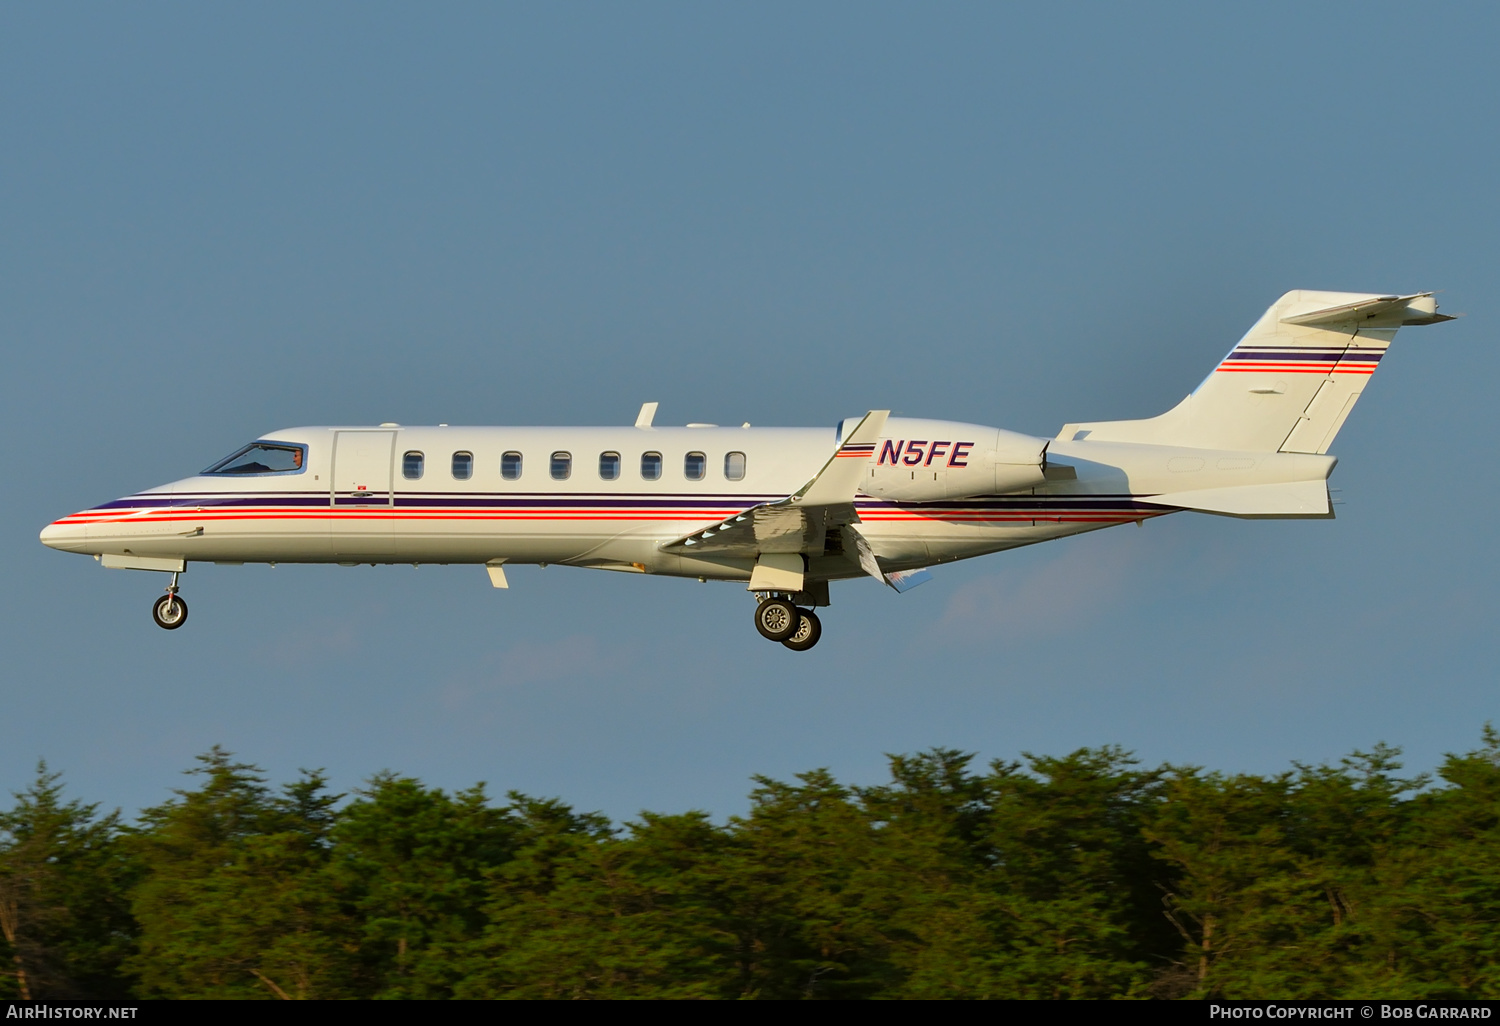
[151,573,189,630]
[752,597,822,651]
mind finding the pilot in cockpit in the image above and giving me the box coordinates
[204,443,304,475]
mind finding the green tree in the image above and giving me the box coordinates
[961,746,1166,999]
[461,806,737,998]
[10,731,1500,1001]
[1147,747,1425,999]
[726,768,887,998]
[0,763,135,999]
[1365,727,1500,997]
[126,748,353,999]
[330,773,519,998]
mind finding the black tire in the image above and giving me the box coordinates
[782,609,822,651]
[152,594,189,630]
[753,598,800,641]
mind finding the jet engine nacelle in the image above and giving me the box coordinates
[858,417,1048,502]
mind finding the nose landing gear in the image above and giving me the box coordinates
[753,596,823,651]
[151,572,189,630]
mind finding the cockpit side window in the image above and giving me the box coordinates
[204,442,307,475]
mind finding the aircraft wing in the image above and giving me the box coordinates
[659,410,889,559]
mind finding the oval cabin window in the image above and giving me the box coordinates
[684,452,706,481]
[452,451,473,480]
[641,452,662,481]
[501,451,522,480]
[724,451,746,481]
[551,452,572,480]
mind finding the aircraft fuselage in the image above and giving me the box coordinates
[42,421,1167,581]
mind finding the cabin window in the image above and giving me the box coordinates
[551,451,572,480]
[501,451,522,480]
[452,451,473,480]
[599,451,621,480]
[641,452,662,481]
[204,442,306,475]
[685,452,706,481]
[725,451,746,481]
[402,451,424,480]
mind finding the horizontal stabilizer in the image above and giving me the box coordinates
[1281,293,1454,328]
[1144,481,1331,518]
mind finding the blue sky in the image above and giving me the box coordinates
[4,2,1497,819]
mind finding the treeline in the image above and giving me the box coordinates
[2,733,1498,1000]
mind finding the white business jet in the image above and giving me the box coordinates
[41,290,1450,651]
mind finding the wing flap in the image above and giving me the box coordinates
[844,524,933,592]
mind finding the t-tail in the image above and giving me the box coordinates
[1058,290,1453,453]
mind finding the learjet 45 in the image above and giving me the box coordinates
[40,290,1451,651]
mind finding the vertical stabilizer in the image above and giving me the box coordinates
[1058,290,1451,453]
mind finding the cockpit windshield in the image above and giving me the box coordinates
[203,442,306,475]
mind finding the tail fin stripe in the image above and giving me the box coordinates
[1225,351,1378,360]
[1217,366,1339,374]
[1217,366,1376,375]
[1229,346,1357,354]
[1223,351,1383,361]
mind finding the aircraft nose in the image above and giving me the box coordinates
[40,519,88,552]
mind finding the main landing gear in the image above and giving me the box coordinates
[753,596,822,652]
[151,572,188,630]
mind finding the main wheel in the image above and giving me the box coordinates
[753,597,800,641]
[782,609,822,651]
[152,594,189,630]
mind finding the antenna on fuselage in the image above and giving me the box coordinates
[635,402,659,429]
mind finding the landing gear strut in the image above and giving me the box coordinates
[752,596,823,651]
[152,572,188,630]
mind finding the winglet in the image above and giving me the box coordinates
[635,402,658,429]
[794,410,889,507]
[659,410,889,562]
